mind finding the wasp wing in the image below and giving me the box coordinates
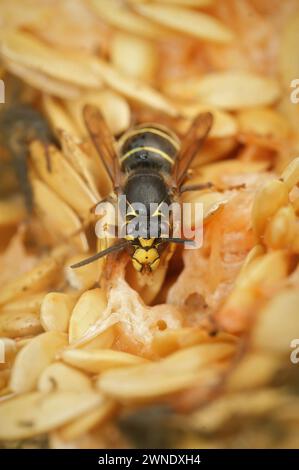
[173,112,213,189]
[83,105,121,189]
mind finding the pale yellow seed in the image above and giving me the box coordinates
[0,196,26,227]
[1,30,102,88]
[235,250,289,290]
[111,32,158,83]
[182,191,230,222]
[62,348,147,374]
[253,289,299,354]
[89,0,168,38]
[135,3,234,43]
[65,254,100,291]
[0,311,42,339]
[59,129,101,200]
[30,177,89,252]
[80,327,115,351]
[220,251,289,330]
[252,179,289,238]
[0,391,102,440]
[280,12,299,89]
[180,104,238,138]
[98,343,235,400]
[281,157,299,191]
[3,293,45,314]
[264,205,296,250]
[166,72,280,110]
[3,58,82,100]
[238,244,265,276]
[91,57,179,116]
[238,107,290,140]
[37,362,92,393]
[65,89,131,136]
[30,141,97,220]
[42,95,81,137]
[226,352,281,391]
[10,332,67,393]
[58,399,116,441]
[69,288,107,343]
[152,328,237,358]
[0,246,68,306]
[40,292,77,333]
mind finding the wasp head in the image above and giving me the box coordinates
[130,238,160,272]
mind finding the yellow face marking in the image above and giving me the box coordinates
[130,239,161,272]
[132,246,160,270]
[120,146,175,166]
[139,238,155,248]
[132,258,142,272]
[125,234,134,241]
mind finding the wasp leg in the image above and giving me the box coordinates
[216,183,247,192]
[179,182,213,193]
[180,182,246,194]
[11,148,34,211]
[44,143,52,173]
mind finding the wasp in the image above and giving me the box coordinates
[0,104,54,209]
[71,105,213,273]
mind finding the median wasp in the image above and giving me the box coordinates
[71,105,213,273]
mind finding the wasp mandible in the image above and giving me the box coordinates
[71,106,213,273]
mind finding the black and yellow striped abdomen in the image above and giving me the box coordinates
[118,124,180,174]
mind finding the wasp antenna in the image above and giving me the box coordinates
[70,240,130,269]
[162,237,196,247]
